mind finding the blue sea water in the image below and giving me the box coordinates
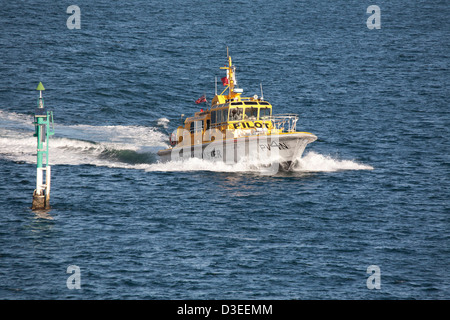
[0,0,449,300]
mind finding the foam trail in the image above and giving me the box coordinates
[293,151,373,172]
[157,117,170,129]
[0,110,168,168]
[1,110,373,173]
[145,151,373,173]
[145,158,253,173]
[0,110,168,145]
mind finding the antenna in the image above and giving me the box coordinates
[260,83,264,100]
[215,76,217,95]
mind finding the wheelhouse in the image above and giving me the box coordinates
[177,51,280,145]
[209,101,272,128]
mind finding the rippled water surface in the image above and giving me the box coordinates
[0,0,448,299]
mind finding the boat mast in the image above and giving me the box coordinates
[220,47,237,100]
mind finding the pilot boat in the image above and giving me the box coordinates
[157,51,317,171]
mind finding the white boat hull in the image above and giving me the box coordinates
[157,132,317,171]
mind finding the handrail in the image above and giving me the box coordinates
[266,114,299,133]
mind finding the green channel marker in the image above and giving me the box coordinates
[32,82,55,210]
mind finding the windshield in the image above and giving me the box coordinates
[259,107,271,119]
[244,107,258,120]
[229,108,243,121]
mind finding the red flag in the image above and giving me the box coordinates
[221,77,229,86]
[195,95,207,104]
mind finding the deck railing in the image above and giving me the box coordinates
[266,114,299,133]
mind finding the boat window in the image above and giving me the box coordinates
[229,107,243,121]
[216,110,221,123]
[259,102,270,105]
[244,107,258,120]
[244,102,258,105]
[222,108,229,123]
[197,121,203,131]
[259,107,271,119]
[231,102,243,106]
[190,121,203,133]
[211,108,229,124]
[216,108,225,123]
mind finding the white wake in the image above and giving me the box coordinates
[293,151,373,172]
[0,110,373,173]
